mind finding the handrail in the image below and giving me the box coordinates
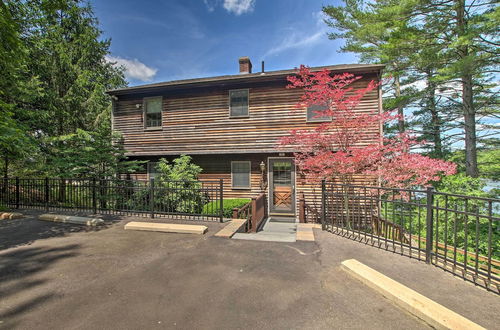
[232,193,267,233]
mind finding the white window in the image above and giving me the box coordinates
[147,162,160,180]
[144,97,162,128]
[231,161,251,189]
[229,89,249,117]
[307,104,332,122]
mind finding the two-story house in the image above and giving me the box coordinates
[107,58,384,222]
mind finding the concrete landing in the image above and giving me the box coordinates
[232,219,297,242]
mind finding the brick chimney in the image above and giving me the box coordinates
[239,57,252,74]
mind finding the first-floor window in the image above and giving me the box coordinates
[307,104,331,122]
[147,162,160,180]
[144,97,162,128]
[231,161,251,189]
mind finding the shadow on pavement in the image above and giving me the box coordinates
[0,216,110,251]
[0,244,81,328]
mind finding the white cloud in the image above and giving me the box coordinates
[263,11,328,58]
[203,0,216,12]
[203,0,255,15]
[223,0,255,15]
[106,55,157,82]
[264,31,324,57]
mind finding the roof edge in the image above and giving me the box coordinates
[107,63,385,95]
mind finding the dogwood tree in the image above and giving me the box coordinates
[280,66,456,189]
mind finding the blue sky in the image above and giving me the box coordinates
[92,0,355,86]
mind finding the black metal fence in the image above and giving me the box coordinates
[321,181,500,293]
[0,177,224,222]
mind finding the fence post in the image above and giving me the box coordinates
[251,197,257,232]
[149,178,155,219]
[321,179,326,230]
[219,179,224,223]
[425,187,434,264]
[45,177,49,211]
[92,178,97,214]
[15,177,19,209]
[299,192,305,223]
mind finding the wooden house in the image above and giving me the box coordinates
[107,58,384,222]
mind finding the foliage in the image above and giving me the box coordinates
[323,0,499,177]
[202,198,251,218]
[1,0,130,178]
[42,121,143,179]
[280,66,456,188]
[154,155,205,213]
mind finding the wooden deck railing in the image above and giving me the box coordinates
[371,214,410,244]
[233,193,267,233]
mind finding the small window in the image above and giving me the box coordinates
[307,104,332,122]
[144,97,162,128]
[229,90,249,117]
[231,161,251,189]
[147,162,160,180]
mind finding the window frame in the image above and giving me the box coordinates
[306,103,332,123]
[228,89,250,118]
[143,96,163,130]
[231,160,251,190]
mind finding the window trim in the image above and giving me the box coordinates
[306,103,332,123]
[231,160,251,190]
[228,89,250,118]
[143,96,163,129]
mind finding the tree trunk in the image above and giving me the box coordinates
[3,155,7,179]
[456,0,478,177]
[462,74,478,177]
[394,75,405,133]
[426,75,443,158]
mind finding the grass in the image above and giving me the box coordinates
[201,198,251,218]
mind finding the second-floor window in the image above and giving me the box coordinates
[144,97,162,128]
[229,89,249,117]
[307,104,332,122]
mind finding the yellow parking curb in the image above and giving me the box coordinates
[341,259,485,330]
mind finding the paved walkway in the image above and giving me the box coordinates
[1,211,498,329]
[232,218,297,242]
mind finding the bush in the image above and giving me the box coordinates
[202,198,251,218]
[0,204,8,212]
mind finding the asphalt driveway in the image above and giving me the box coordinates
[0,212,497,329]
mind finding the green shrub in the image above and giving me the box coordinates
[0,204,8,212]
[202,198,251,218]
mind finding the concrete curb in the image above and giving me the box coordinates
[0,212,24,220]
[214,219,246,238]
[39,214,104,226]
[124,221,207,235]
[341,259,485,330]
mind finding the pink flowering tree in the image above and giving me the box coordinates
[280,65,456,189]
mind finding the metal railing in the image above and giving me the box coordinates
[320,181,500,293]
[0,177,224,222]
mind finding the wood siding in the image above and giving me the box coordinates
[115,72,383,223]
[113,74,381,156]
